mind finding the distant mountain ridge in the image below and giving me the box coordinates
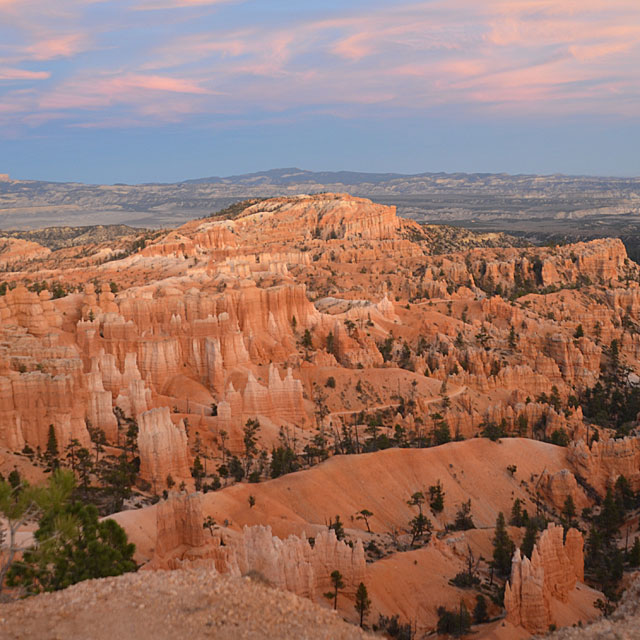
[183,167,410,185]
[0,167,638,231]
[181,167,640,187]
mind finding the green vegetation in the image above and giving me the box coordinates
[1,470,136,595]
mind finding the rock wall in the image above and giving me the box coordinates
[505,523,585,634]
[150,492,366,602]
[138,407,193,492]
[568,435,640,493]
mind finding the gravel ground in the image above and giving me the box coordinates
[0,569,374,640]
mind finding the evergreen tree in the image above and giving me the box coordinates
[562,495,576,524]
[473,594,488,624]
[510,498,524,527]
[98,453,137,513]
[323,570,344,610]
[270,445,298,478]
[432,417,451,445]
[328,515,345,541]
[614,474,635,512]
[628,537,640,567]
[191,455,205,491]
[203,516,217,536]
[429,481,445,513]
[6,470,136,594]
[437,602,471,637]
[492,512,515,577]
[354,582,371,627]
[75,447,93,499]
[301,329,313,349]
[45,425,59,470]
[242,419,261,476]
[407,491,431,546]
[453,500,475,531]
[356,509,374,533]
[598,488,622,540]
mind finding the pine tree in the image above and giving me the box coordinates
[328,515,345,540]
[510,498,523,526]
[45,424,59,470]
[356,509,373,533]
[473,594,488,624]
[301,329,313,349]
[598,488,621,541]
[323,570,344,610]
[453,499,475,531]
[191,455,205,491]
[354,582,371,627]
[407,491,431,546]
[562,495,576,522]
[429,481,445,513]
[492,512,515,577]
[5,470,136,595]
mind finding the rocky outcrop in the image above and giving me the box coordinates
[538,469,589,513]
[505,523,585,633]
[151,493,366,602]
[138,407,192,492]
[154,491,206,558]
[234,194,399,242]
[568,435,640,493]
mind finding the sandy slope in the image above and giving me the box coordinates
[114,438,572,561]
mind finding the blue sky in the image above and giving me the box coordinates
[0,0,639,183]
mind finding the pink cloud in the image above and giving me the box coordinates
[0,68,50,80]
[2,0,640,129]
[133,0,238,10]
[109,74,211,94]
[25,34,88,60]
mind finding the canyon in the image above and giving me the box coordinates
[1,193,639,637]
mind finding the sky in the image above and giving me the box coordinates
[0,0,639,183]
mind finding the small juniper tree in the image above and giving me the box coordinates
[356,509,373,533]
[203,515,217,536]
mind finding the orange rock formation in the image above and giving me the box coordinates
[505,523,585,633]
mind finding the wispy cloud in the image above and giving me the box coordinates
[133,0,239,9]
[0,0,638,131]
[0,68,50,80]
